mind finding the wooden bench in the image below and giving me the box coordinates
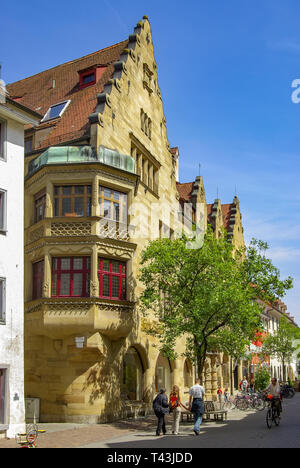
[203,401,228,421]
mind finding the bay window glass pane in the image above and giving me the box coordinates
[86,274,90,295]
[112,261,119,273]
[102,259,110,271]
[112,276,119,297]
[113,203,120,222]
[104,188,111,198]
[62,198,72,215]
[75,186,84,195]
[61,258,71,270]
[52,274,57,296]
[73,258,83,270]
[52,258,59,270]
[62,186,72,195]
[73,273,83,295]
[74,198,84,216]
[54,198,59,216]
[102,275,109,296]
[87,197,92,217]
[103,200,111,218]
[60,274,70,295]
[113,191,120,200]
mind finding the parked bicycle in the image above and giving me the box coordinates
[280,383,295,399]
[15,423,46,448]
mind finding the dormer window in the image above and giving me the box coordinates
[41,100,70,122]
[78,65,107,90]
[80,70,96,89]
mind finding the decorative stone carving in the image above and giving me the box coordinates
[51,222,91,237]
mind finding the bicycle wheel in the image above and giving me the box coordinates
[273,407,280,426]
[288,388,295,398]
[254,398,265,411]
[266,408,273,429]
[236,398,248,411]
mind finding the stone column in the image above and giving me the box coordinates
[43,249,51,298]
[90,245,99,297]
[211,355,218,401]
[204,358,212,400]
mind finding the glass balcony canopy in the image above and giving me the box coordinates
[28,145,135,176]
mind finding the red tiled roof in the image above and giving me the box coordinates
[7,40,128,150]
[176,182,194,202]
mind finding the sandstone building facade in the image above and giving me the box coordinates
[8,18,249,422]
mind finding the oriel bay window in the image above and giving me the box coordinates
[98,258,126,300]
[54,185,92,217]
[99,186,127,224]
[51,257,90,297]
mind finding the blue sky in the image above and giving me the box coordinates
[1,0,300,323]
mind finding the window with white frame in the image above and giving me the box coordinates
[0,278,5,324]
[41,100,71,122]
[0,120,6,161]
[0,189,7,232]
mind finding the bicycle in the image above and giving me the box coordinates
[265,395,281,429]
[15,423,46,448]
[280,384,295,399]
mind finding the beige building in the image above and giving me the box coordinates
[7,17,246,423]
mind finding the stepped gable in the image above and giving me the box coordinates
[6,40,129,150]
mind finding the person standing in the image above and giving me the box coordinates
[217,386,223,409]
[188,378,205,436]
[240,376,249,393]
[169,385,187,435]
[153,388,169,436]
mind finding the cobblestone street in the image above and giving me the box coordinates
[0,394,299,448]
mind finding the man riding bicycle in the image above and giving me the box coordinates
[264,378,282,417]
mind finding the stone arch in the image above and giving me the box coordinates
[155,352,173,394]
[121,345,146,401]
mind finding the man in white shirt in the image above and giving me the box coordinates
[265,378,282,417]
[188,378,205,435]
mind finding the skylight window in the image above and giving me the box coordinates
[42,100,70,122]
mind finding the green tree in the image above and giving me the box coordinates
[262,317,300,382]
[254,366,271,391]
[139,228,293,378]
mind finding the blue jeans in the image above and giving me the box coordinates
[193,412,203,432]
[191,398,204,433]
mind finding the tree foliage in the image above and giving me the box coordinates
[262,317,300,381]
[139,227,293,377]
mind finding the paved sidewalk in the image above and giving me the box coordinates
[0,408,248,449]
[1,396,299,448]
